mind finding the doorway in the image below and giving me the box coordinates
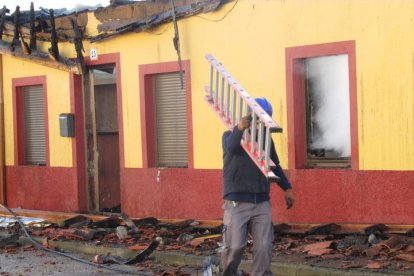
[87,65,121,212]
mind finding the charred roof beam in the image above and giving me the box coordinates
[48,9,59,61]
[10,6,20,51]
[0,6,9,40]
[29,2,36,50]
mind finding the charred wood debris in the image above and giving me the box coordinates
[1,211,414,274]
[0,0,229,76]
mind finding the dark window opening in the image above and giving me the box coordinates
[304,55,351,168]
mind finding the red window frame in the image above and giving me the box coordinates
[12,76,49,166]
[139,60,193,169]
[285,41,359,170]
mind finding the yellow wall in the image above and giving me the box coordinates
[3,0,414,170]
[84,0,414,170]
[2,56,72,167]
[183,0,414,170]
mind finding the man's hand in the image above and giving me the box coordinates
[285,189,294,209]
[237,115,252,131]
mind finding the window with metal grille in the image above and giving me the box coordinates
[154,72,188,168]
[304,55,351,168]
[22,85,46,165]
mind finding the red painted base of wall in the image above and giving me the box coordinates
[278,170,414,224]
[122,168,223,220]
[122,168,414,224]
[5,165,414,224]
[6,166,80,212]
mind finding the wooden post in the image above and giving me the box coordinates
[81,74,91,212]
[29,2,36,50]
[70,18,85,74]
[70,18,88,209]
[0,54,5,204]
[89,70,100,212]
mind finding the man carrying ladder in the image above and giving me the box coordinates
[221,97,294,275]
[204,54,294,275]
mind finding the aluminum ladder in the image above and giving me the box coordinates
[204,54,283,181]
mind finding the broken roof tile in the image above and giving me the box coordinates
[395,254,414,262]
[380,235,407,251]
[307,248,333,257]
[303,240,336,253]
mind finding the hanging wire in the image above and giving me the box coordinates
[195,0,239,22]
[142,0,239,35]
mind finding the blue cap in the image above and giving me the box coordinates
[255,97,273,117]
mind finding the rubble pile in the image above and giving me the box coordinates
[1,214,414,274]
[273,233,414,272]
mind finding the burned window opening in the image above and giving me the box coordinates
[304,55,351,169]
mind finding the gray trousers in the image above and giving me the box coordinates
[221,200,274,276]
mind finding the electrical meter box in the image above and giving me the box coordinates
[59,113,75,137]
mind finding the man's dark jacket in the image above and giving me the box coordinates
[222,126,291,203]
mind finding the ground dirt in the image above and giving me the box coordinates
[1,219,414,275]
[0,247,199,276]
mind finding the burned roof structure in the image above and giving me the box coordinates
[92,0,227,41]
[0,0,230,73]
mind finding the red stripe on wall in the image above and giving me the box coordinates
[273,169,414,224]
[122,168,222,219]
[122,168,414,224]
[6,166,78,212]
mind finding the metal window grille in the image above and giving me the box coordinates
[154,72,188,168]
[23,85,46,165]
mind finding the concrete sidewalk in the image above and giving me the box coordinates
[18,236,406,276]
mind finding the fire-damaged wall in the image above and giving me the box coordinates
[1,0,413,223]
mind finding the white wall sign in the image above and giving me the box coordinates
[90,48,98,61]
